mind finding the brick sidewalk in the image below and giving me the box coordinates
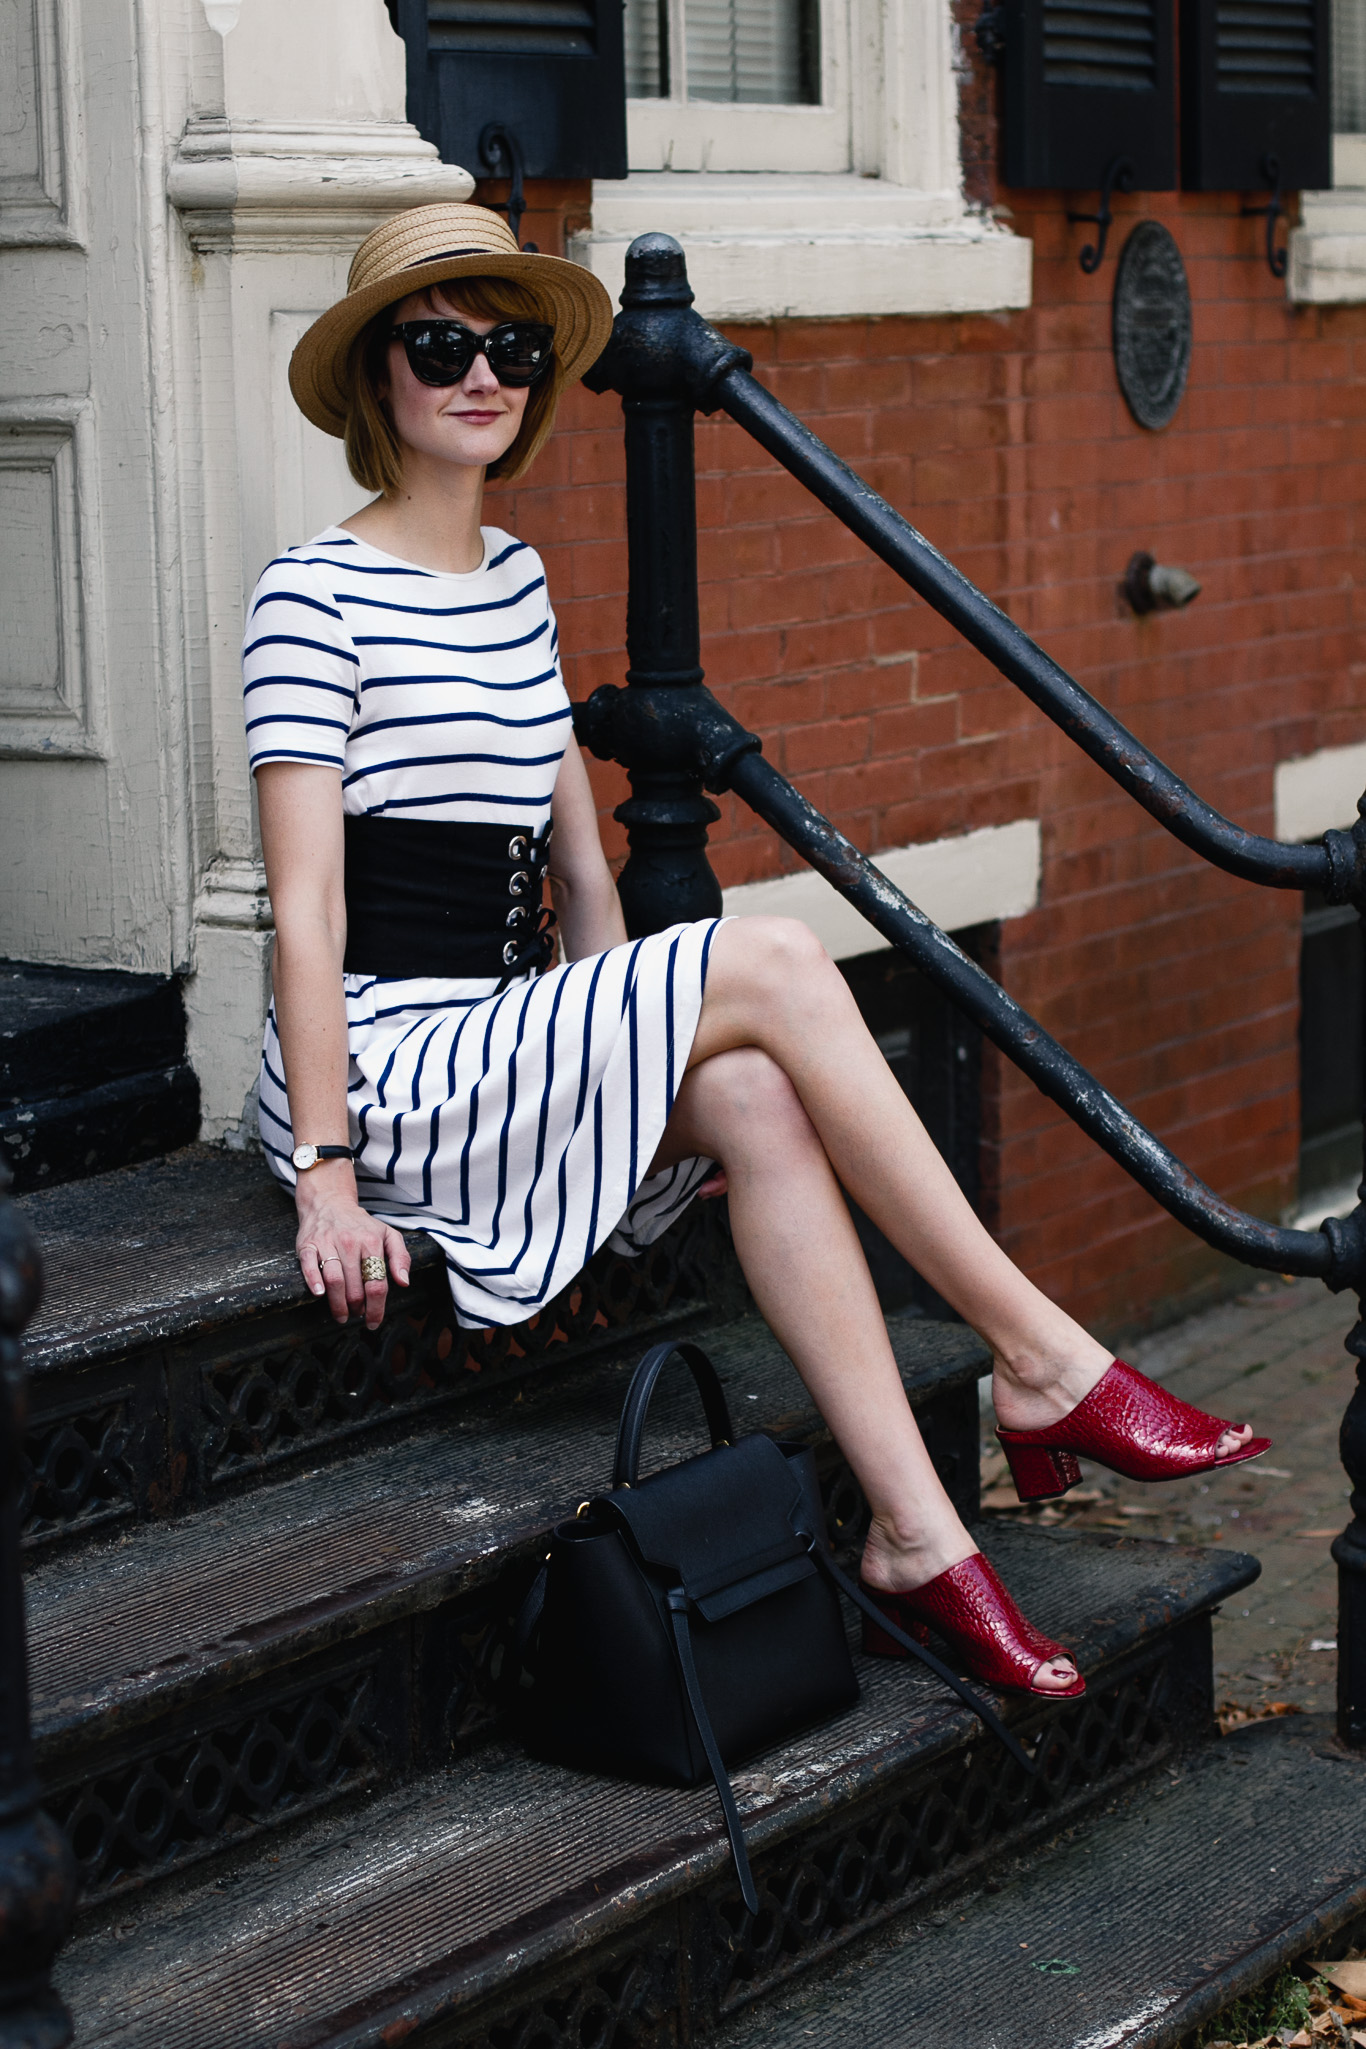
[980,1276,1358,1719]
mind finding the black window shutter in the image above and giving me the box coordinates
[1001,0,1178,189]
[1180,0,1332,189]
[391,0,627,182]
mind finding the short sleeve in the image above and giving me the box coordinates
[242,553,359,774]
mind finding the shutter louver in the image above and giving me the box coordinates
[1002,0,1177,188]
[1180,0,1332,188]
[393,0,627,181]
[425,0,597,57]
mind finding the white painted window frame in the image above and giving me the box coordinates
[627,0,853,174]
[574,0,1032,319]
[1288,138,1366,303]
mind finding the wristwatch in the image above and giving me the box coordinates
[291,1143,355,1172]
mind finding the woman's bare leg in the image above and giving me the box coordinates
[682,918,1250,1458]
[652,1046,1081,1693]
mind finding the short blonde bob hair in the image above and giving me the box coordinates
[343,275,560,496]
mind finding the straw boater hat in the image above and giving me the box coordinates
[289,202,615,439]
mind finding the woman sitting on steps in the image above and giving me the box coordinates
[246,201,1269,1706]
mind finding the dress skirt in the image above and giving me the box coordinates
[259,918,723,1329]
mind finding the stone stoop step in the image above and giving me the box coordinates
[16,1146,738,1555]
[713,1714,1366,2049]
[53,1530,1257,2049]
[26,1302,986,1910]
[0,962,199,1191]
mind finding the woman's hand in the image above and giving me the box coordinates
[296,1167,412,1329]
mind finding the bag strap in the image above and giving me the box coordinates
[665,1588,760,1915]
[612,1341,735,1490]
[811,1546,1039,1778]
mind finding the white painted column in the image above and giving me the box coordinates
[170,0,474,1140]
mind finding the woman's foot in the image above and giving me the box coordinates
[991,1342,1252,1463]
[995,1358,1269,1501]
[860,1551,1085,1699]
[860,1514,1081,1695]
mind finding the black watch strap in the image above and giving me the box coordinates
[292,1142,356,1170]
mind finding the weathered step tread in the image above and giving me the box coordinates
[17,1146,442,1376]
[0,960,184,1097]
[53,1528,1258,2049]
[713,1714,1366,2049]
[27,1309,986,1748]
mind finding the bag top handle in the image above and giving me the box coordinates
[611,1340,736,1490]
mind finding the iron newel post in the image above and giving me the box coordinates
[576,233,760,936]
[0,1179,74,2047]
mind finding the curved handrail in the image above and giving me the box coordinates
[728,751,1347,1283]
[715,366,1355,901]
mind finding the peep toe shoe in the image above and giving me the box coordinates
[996,1357,1272,1502]
[859,1552,1086,1699]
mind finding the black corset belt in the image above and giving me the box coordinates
[342,814,556,981]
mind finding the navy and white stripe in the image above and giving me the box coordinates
[244,525,572,823]
[245,526,719,1329]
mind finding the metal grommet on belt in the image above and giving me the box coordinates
[508,836,528,862]
[506,906,528,929]
[502,939,520,966]
[509,869,530,896]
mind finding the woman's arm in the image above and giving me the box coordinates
[548,741,627,961]
[256,762,410,1326]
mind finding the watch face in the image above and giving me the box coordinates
[292,1144,319,1172]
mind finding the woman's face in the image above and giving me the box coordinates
[382,284,532,475]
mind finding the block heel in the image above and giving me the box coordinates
[860,1608,929,1659]
[995,1359,1272,1503]
[999,1440,1082,1501]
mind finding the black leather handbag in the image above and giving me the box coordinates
[509,1340,1032,1910]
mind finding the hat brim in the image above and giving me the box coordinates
[289,248,615,440]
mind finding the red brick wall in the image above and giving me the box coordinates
[491,184,1366,1343]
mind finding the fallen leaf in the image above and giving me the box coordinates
[1120,1505,1162,1516]
[1216,1699,1303,1734]
[1326,1966,1366,2000]
[1300,1530,1342,1540]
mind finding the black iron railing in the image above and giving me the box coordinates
[578,231,1366,1751]
[0,1176,74,2046]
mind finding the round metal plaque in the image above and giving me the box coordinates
[1112,222,1191,432]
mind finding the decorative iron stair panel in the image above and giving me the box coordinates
[16,1146,742,1551]
[27,1306,985,1908]
[51,1527,1252,2048]
[0,962,199,1192]
[712,1714,1366,2049]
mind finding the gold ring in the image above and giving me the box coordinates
[360,1254,386,1284]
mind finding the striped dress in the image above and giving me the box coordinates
[242,524,719,1328]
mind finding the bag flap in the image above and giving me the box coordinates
[599,1431,815,1609]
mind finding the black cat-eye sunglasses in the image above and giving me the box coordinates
[388,319,555,389]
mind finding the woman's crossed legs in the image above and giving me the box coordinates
[650,917,1252,1695]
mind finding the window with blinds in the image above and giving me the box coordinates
[1335,0,1366,127]
[625,0,818,103]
